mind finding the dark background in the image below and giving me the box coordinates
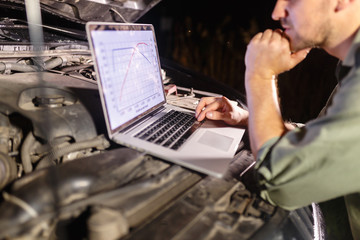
[140,0,339,123]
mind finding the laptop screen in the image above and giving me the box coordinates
[87,23,166,134]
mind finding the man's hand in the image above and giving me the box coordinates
[195,96,248,126]
[245,29,310,81]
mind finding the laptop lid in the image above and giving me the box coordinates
[86,22,166,138]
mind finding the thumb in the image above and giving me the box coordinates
[290,48,311,65]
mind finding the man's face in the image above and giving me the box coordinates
[272,0,335,51]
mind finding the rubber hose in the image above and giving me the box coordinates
[21,132,36,174]
[0,57,64,73]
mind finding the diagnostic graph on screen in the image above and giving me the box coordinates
[91,30,165,130]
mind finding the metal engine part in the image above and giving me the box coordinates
[87,207,129,240]
[0,52,110,190]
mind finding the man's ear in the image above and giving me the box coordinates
[335,0,354,11]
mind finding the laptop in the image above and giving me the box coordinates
[86,22,245,178]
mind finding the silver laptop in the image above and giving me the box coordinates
[86,22,245,178]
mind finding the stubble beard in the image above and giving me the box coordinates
[288,33,317,52]
[281,18,330,52]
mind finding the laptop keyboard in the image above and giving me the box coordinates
[134,110,202,150]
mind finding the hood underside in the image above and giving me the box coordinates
[0,0,162,24]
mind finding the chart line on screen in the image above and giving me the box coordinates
[110,41,162,115]
[112,42,151,104]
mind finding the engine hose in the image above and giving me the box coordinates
[0,57,64,73]
[21,132,36,174]
[36,134,110,170]
[0,62,38,72]
[43,57,64,70]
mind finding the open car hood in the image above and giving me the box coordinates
[0,0,162,24]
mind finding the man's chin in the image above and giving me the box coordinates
[290,40,315,53]
[283,32,314,52]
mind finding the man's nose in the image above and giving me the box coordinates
[272,0,288,21]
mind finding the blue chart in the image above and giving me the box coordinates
[92,30,165,129]
[111,42,160,112]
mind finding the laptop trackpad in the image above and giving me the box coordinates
[198,131,234,152]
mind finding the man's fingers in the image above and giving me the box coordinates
[205,111,223,120]
[274,28,283,34]
[259,29,283,42]
[195,99,206,117]
[195,97,216,117]
[206,111,239,125]
[252,32,263,41]
[196,98,223,121]
[197,102,222,121]
[291,48,311,65]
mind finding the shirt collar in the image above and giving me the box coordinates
[336,28,360,82]
[342,28,360,67]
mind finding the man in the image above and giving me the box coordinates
[195,0,360,239]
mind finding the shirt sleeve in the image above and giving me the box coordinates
[254,71,360,210]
